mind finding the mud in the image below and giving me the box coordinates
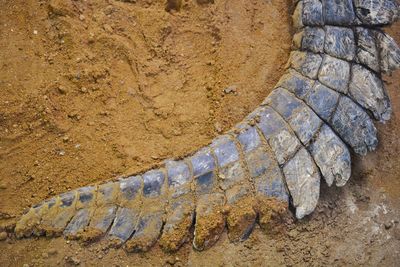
[0,0,291,222]
[1,0,400,267]
[159,197,194,252]
[256,197,290,235]
[226,196,257,242]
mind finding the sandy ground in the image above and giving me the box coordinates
[0,0,399,266]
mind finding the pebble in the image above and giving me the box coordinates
[384,222,393,230]
[104,5,114,15]
[288,229,299,239]
[165,256,177,265]
[224,85,237,94]
[88,36,95,44]
[57,86,67,94]
[103,24,113,33]
[197,0,214,4]
[206,60,215,66]
[214,122,223,133]
[166,0,182,11]
[0,232,7,241]
[65,256,80,265]
[48,248,58,255]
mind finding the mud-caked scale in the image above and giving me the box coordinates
[14,0,400,253]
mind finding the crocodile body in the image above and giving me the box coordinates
[14,0,400,253]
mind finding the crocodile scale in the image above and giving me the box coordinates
[14,0,400,253]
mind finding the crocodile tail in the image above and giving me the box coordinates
[14,0,400,252]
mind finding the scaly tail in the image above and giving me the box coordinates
[14,0,400,252]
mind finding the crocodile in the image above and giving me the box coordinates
[14,0,400,253]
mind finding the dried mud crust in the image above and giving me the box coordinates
[158,210,193,252]
[225,196,257,242]
[192,203,225,251]
[74,227,104,243]
[255,197,291,235]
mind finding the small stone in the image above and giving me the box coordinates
[288,229,299,238]
[223,85,237,94]
[79,14,85,21]
[49,0,74,16]
[42,252,49,259]
[0,232,7,241]
[103,24,113,33]
[88,36,95,44]
[166,256,176,265]
[166,0,182,11]
[22,264,29,267]
[33,30,38,35]
[104,5,114,15]
[384,222,393,230]
[0,183,7,190]
[197,0,214,4]
[214,122,223,133]
[65,256,80,265]
[57,86,67,94]
[48,248,58,255]
[206,60,215,66]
